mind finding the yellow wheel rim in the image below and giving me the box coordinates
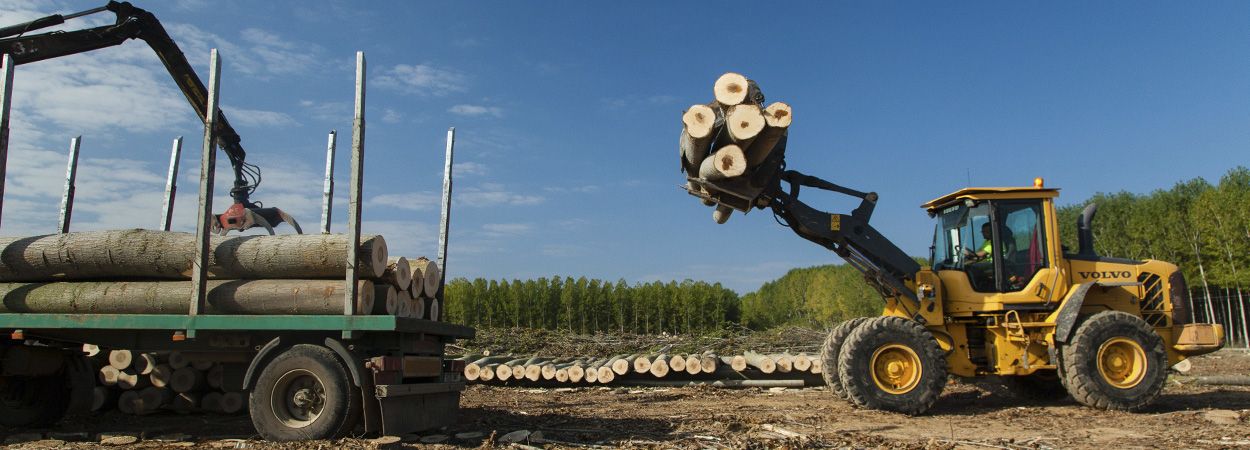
[870,344,922,395]
[1096,337,1147,389]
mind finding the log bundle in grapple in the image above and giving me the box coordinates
[680,72,792,224]
[0,229,441,319]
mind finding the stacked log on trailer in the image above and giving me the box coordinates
[460,350,822,388]
[85,346,247,416]
[0,229,442,319]
[680,72,793,224]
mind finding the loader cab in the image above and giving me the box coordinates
[924,183,1064,311]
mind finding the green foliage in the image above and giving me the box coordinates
[740,264,885,330]
[444,277,740,334]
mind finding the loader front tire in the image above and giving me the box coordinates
[1060,311,1166,411]
[838,316,946,415]
[820,317,871,400]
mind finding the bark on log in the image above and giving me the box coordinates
[743,351,776,374]
[108,350,133,370]
[170,367,205,393]
[0,280,375,315]
[725,104,765,147]
[772,353,794,373]
[410,258,440,298]
[698,145,746,180]
[0,230,388,281]
[714,72,764,107]
[134,353,159,375]
[221,392,245,414]
[383,257,412,291]
[681,102,722,174]
[745,127,786,167]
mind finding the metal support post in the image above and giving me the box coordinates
[189,49,222,336]
[160,136,183,231]
[0,54,15,229]
[344,52,366,327]
[436,127,455,297]
[321,130,336,234]
[57,136,81,233]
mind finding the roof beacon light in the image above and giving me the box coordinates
[1033,177,1044,188]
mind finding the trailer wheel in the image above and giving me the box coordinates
[1060,311,1166,411]
[1003,369,1068,401]
[838,316,946,415]
[249,345,361,441]
[0,375,71,427]
[819,317,871,401]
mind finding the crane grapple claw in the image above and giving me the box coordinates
[212,203,302,235]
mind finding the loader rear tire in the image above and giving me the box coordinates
[838,316,946,415]
[820,317,871,400]
[249,345,361,441]
[1060,311,1167,411]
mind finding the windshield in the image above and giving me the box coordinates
[930,202,991,271]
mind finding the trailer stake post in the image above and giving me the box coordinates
[57,136,81,233]
[0,54,15,229]
[321,130,337,234]
[344,52,366,338]
[436,127,455,297]
[189,49,223,338]
[160,136,183,231]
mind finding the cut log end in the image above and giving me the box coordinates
[726,104,765,142]
[699,145,746,180]
[714,72,762,106]
[763,102,792,128]
[682,104,719,139]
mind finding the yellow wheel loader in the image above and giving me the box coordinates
[684,138,1225,414]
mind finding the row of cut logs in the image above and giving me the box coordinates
[86,345,244,416]
[680,72,793,224]
[458,350,823,386]
[0,229,442,319]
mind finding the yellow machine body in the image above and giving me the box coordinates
[881,185,1224,378]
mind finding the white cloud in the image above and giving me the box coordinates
[448,104,503,117]
[366,183,543,211]
[368,192,441,211]
[600,94,679,110]
[544,185,600,194]
[459,184,544,207]
[168,24,320,79]
[373,64,465,96]
[299,100,350,122]
[224,106,299,128]
[481,223,532,237]
[452,161,488,176]
[381,109,403,124]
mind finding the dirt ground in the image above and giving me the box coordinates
[2,350,1248,449]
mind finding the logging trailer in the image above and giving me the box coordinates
[0,2,474,441]
[682,73,1227,415]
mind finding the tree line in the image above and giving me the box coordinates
[442,277,740,334]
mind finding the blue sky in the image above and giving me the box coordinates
[1,1,1247,293]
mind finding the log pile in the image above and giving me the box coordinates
[0,229,442,319]
[679,72,793,224]
[459,350,822,388]
[86,345,246,416]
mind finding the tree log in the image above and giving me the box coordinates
[117,370,149,390]
[810,356,823,374]
[134,353,159,375]
[632,354,652,374]
[374,284,396,316]
[554,368,569,383]
[650,354,671,378]
[426,297,440,322]
[117,390,139,414]
[170,367,205,393]
[763,102,792,128]
[680,103,721,173]
[395,294,411,318]
[167,351,189,370]
[610,355,631,376]
[700,352,718,374]
[772,353,794,373]
[684,354,702,375]
[793,352,812,372]
[200,392,223,413]
[383,257,412,291]
[220,392,245,414]
[668,353,686,373]
[172,392,200,414]
[619,379,805,388]
[108,350,133,370]
[743,351,776,374]
[138,386,171,413]
[192,359,214,371]
[92,386,117,412]
[410,258,440,298]
[98,365,120,386]
[725,104,765,147]
[0,230,388,281]
[596,365,614,384]
[0,280,376,315]
[465,356,513,381]
[149,364,173,388]
[722,355,747,372]
[698,145,746,180]
[206,364,224,389]
[477,364,496,382]
[714,72,764,107]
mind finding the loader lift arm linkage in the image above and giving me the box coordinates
[0,1,300,234]
[764,169,921,305]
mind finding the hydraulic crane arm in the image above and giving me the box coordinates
[764,169,921,303]
[0,2,299,234]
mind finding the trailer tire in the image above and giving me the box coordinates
[0,374,71,428]
[819,317,871,401]
[838,316,946,415]
[249,345,361,441]
[1060,311,1166,411]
